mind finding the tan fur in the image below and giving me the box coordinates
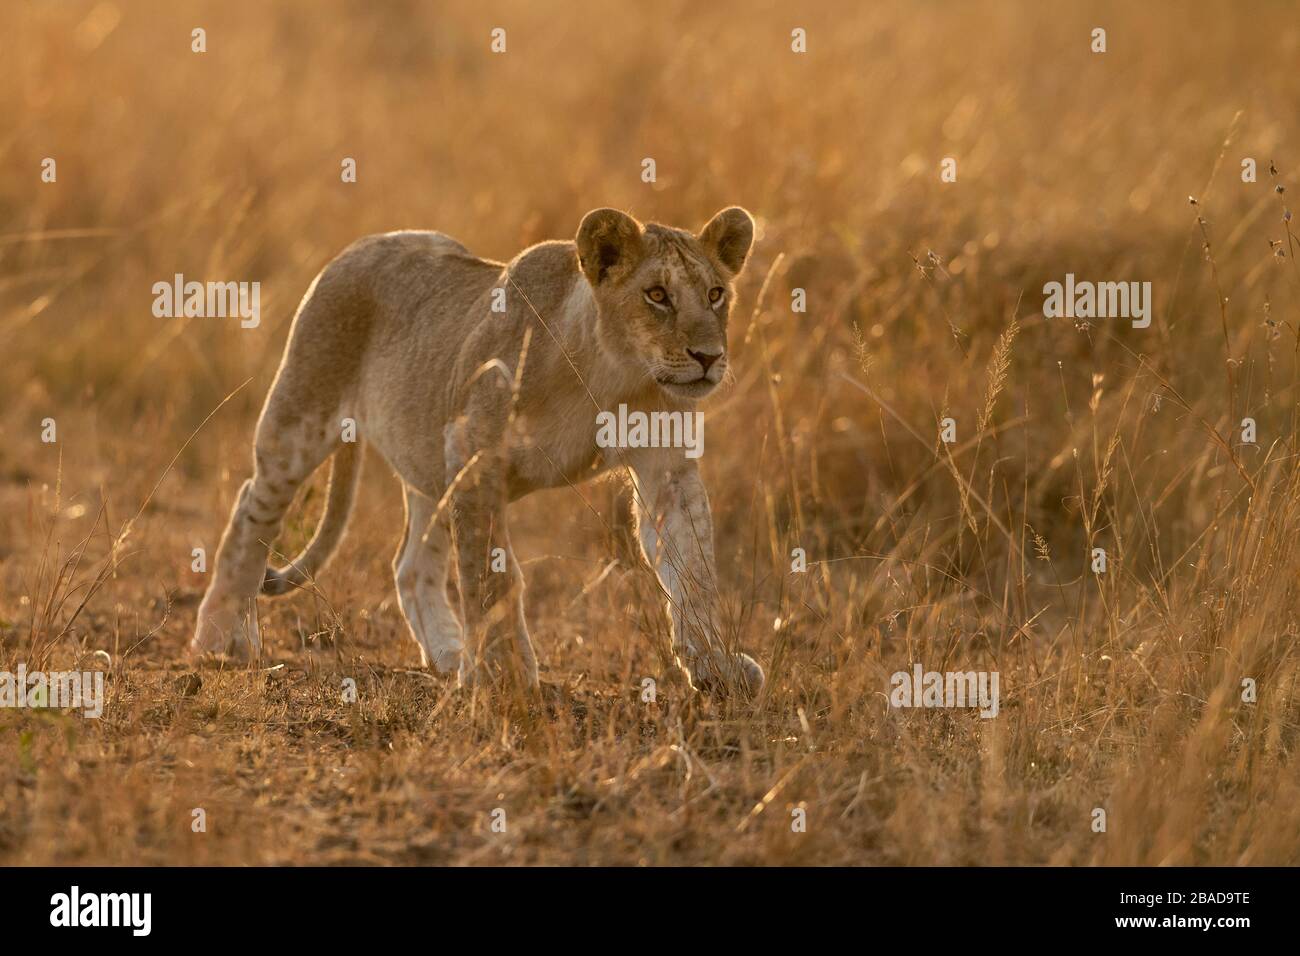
[191,208,763,696]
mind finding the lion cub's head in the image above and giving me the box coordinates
[576,206,754,401]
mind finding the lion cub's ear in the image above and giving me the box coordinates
[698,206,755,277]
[576,208,643,286]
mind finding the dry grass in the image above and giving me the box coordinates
[2,0,1299,865]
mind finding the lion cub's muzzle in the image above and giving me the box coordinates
[657,350,727,399]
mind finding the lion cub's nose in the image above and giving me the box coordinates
[687,349,723,375]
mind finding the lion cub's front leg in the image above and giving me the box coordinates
[627,448,764,697]
[444,413,539,689]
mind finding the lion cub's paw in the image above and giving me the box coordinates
[420,644,463,677]
[687,651,764,699]
[190,602,261,662]
[732,652,765,697]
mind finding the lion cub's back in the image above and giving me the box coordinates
[312,229,501,347]
[337,230,504,325]
[274,230,502,415]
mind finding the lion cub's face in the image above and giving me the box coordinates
[576,207,755,401]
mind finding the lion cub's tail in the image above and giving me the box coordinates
[261,441,363,596]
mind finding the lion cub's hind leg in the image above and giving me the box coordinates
[393,485,465,674]
[192,394,342,659]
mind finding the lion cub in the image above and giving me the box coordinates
[191,207,763,696]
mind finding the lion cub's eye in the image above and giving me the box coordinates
[645,286,669,306]
[708,287,725,304]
